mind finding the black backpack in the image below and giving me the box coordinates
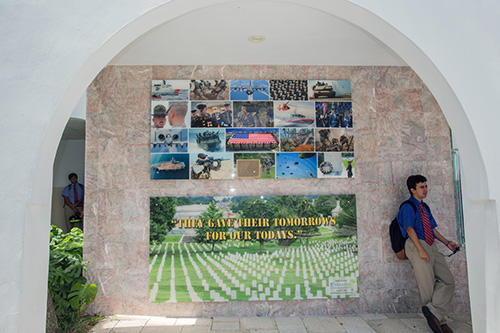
[390,200,430,260]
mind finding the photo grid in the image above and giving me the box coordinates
[150,79,354,180]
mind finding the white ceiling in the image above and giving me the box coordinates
[111,1,406,66]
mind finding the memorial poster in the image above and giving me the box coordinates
[149,194,358,303]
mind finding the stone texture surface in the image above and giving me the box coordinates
[90,314,473,333]
[85,65,469,317]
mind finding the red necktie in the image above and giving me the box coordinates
[420,204,434,245]
[73,184,78,203]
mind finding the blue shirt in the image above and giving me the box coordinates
[62,183,84,205]
[397,196,437,239]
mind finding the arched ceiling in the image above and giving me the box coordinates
[111,1,406,66]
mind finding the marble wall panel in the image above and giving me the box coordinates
[374,67,425,90]
[84,65,470,317]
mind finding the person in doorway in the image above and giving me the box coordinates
[62,173,84,231]
[397,175,459,333]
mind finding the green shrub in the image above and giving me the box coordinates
[48,226,97,332]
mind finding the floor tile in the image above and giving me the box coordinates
[90,329,112,333]
[240,317,277,330]
[113,318,149,328]
[344,329,376,333]
[277,324,307,333]
[360,314,388,321]
[176,318,207,326]
[275,317,303,326]
[89,313,473,333]
[336,316,372,328]
[447,321,473,333]
[365,319,415,333]
[179,325,211,333]
[141,326,182,333]
[109,327,143,333]
[146,317,178,326]
[399,317,431,331]
[301,316,344,332]
[213,317,240,323]
[212,321,240,331]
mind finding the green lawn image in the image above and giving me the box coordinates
[149,233,358,303]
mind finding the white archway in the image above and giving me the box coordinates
[14,1,495,331]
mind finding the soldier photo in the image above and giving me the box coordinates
[233,101,274,127]
[261,155,275,175]
[191,102,218,128]
[191,153,231,179]
[314,128,354,152]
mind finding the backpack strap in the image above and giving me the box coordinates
[397,200,417,233]
[399,200,416,213]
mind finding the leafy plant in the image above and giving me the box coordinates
[48,226,98,332]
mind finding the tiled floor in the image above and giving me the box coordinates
[90,313,472,333]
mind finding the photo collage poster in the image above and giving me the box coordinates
[149,194,358,303]
[150,80,354,180]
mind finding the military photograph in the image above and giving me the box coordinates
[151,101,169,129]
[190,80,229,100]
[151,80,190,100]
[233,153,276,179]
[279,128,315,152]
[275,153,317,179]
[151,101,189,129]
[233,101,274,127]
[190,101,231,128]
[190,152,233,180]
[225,128,279,153]
[189,128,225,154]
[230,80,270,101]
[269,80,308,100]
[317,152,354,178]
[315,102,353,128]
[308,80,351,101]
[315,128,354,152]
[274,101,315,127]
[150,153,190,180]
[151,128,188,153]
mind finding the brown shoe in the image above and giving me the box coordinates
[440,324,453,333]
[422,306,443,333]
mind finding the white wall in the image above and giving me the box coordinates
[0,1,498,332]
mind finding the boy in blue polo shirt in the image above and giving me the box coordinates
[398,175,459,333]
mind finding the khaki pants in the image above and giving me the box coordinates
[64,205,83,232]
[405,239,455,322]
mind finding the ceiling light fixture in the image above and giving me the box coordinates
[248,35,266,43]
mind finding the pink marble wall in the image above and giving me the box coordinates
[85,65,470,316]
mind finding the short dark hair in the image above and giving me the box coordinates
[68,173,78,180]
[406,174,427,195]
